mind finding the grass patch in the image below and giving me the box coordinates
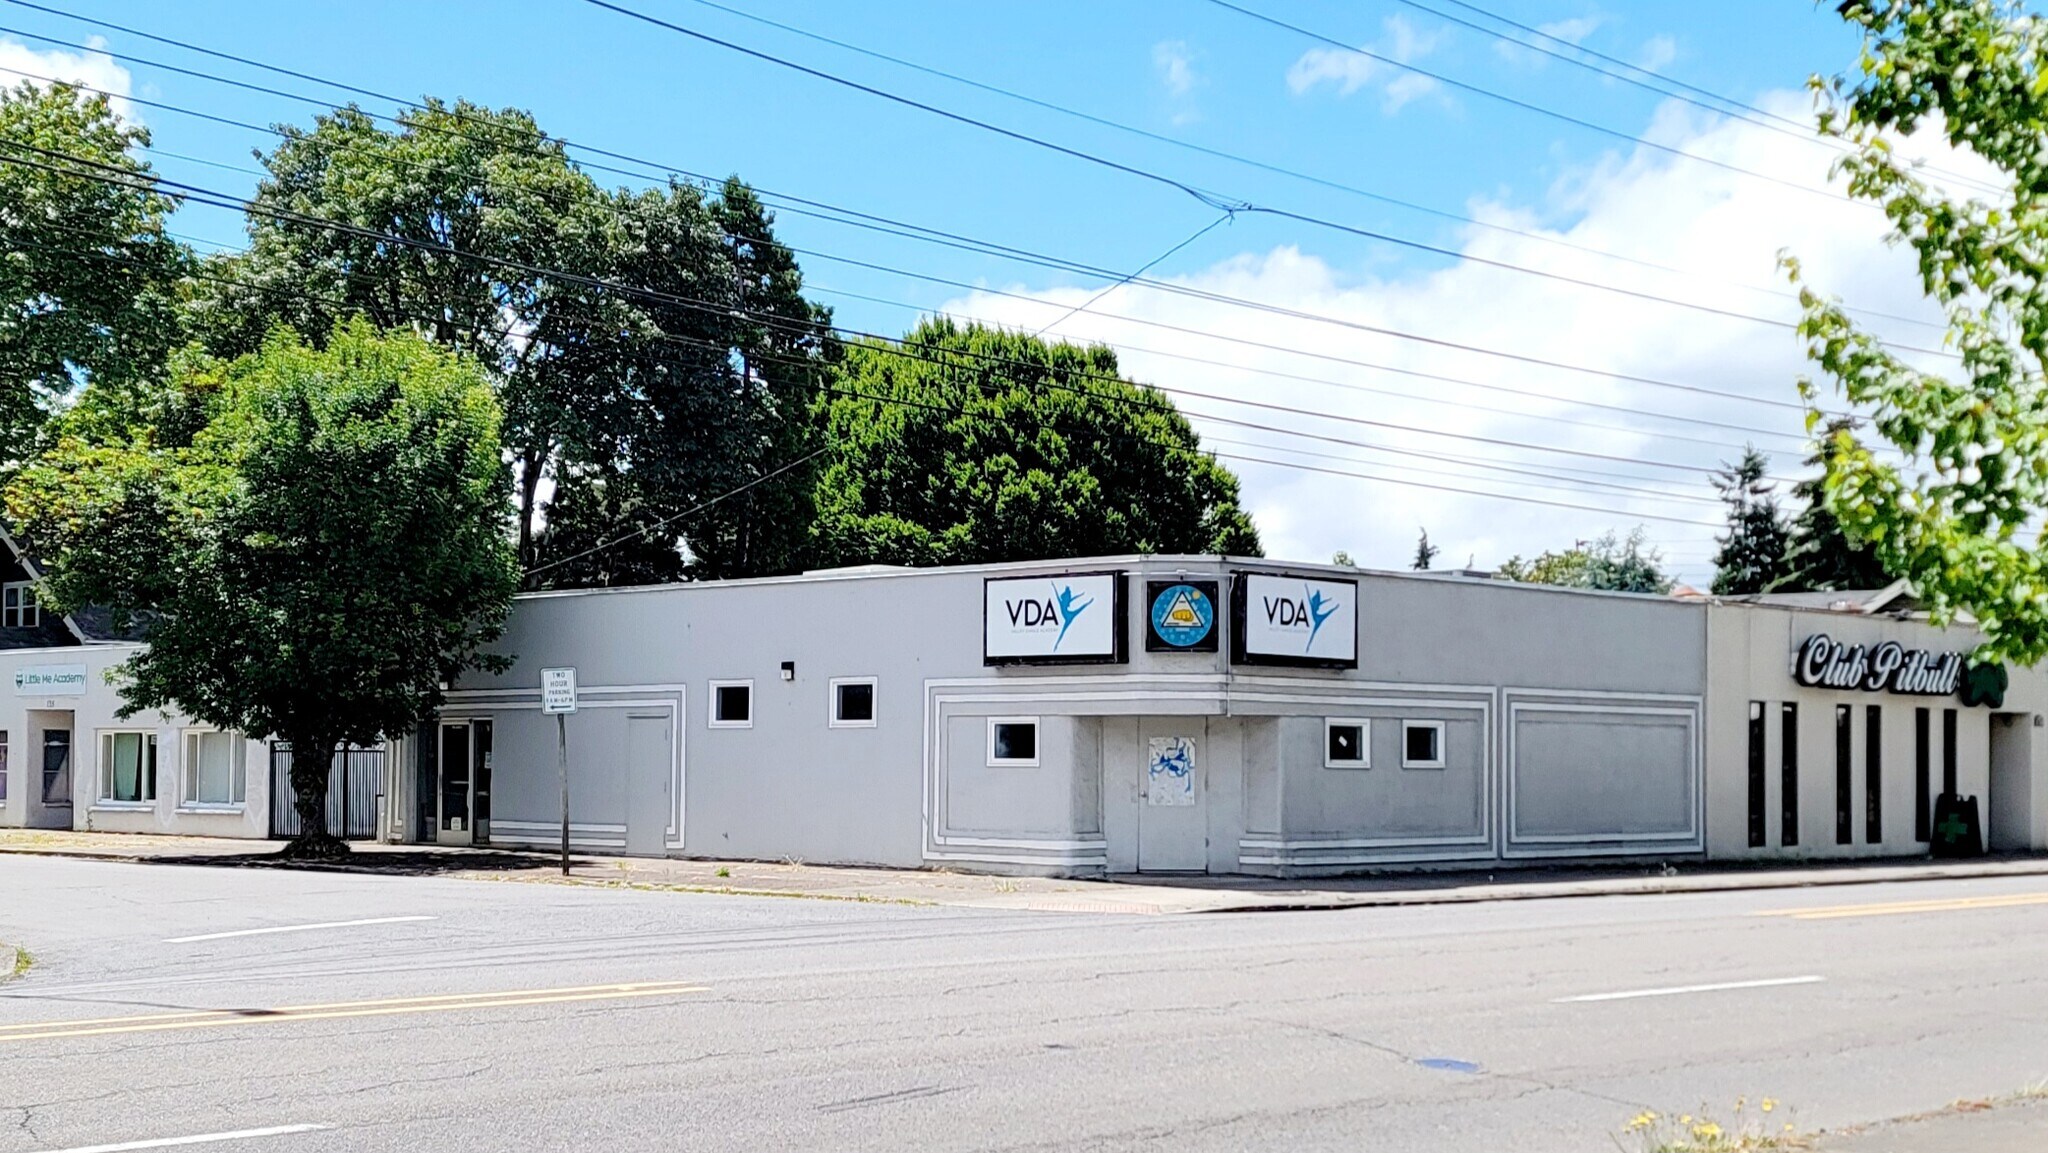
[2,944,29,982]
[1620,1100,1811,1152]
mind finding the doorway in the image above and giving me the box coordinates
[624,713,671,856]
[1988,712,2034,852]
[25,711,73,829]
[1137,718,1207,871]
[435,720,493,846]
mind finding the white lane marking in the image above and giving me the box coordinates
[1553,975,1825,1003]
[32,1123,331,1153]
[165,916,435,943]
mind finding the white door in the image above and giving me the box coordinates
[1138,719,1207,871]
[624,713,672,856]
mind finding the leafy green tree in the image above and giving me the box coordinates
[812,319,1260,566]
[1709,446,1792,595]
[7,322,519,855]
[1791,0,2048,661]
[186,99,830,582]
[1412,528,1439,571]
[0,82,190,463]
[1773,417,1892,592]
[1498,528,1673,593]
[1331,549,1356,566]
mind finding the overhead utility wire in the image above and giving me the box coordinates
[0,21,1945,355]
[15,231,1724,530]
[7,187,1740,512]
[1032,210,1234,339]
[13,0,1944,337]
[0,64,1832,436]
[571,1,1968,354]
[652,0,1946,326]
[0,62,1864,432]
[1378,0,2003,197]
[1200,0,1860,204]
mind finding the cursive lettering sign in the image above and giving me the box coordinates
[1794,634,1963,697]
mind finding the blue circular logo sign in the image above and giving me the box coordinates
[1151,583,1215,648]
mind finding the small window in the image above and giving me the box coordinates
[987,717,1039,766]
[1324,718,1369,768]
[3,581,38,629]
[830,677,877,728]
[1401,721,1445,769]
[709,680,753,729]
[99,731,157,804]
[182,730,246,808]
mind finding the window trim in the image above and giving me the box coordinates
[96,729,159,807]
[828,676,879,729]
[708,679,755,730]
[2,579,38,629]
[1323,717,1371,769]
[180,727,248,811]
[986,716,1041,767]
[1400,720,1446,770]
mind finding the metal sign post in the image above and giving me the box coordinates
[541,667,578,876]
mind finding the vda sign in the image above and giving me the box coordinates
[1234,573,1358,667]
[984,573,1123,664]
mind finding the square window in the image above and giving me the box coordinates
[988,718,1039,766]
[1324,719,1369,768]
[1402,721,1445,769]
[831,678,877,727]
[710,681,753,728]
[3,582,37,629]
[183,730,246,807]
[99,731,157,803]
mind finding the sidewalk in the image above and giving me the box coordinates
[1818,1095,2048,1152]
[5,828,2048,914]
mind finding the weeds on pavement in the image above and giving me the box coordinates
[1618,1099,1809,1152]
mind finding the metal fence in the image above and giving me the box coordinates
[269,743,384,840]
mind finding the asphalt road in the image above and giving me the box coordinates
[2,856,2045,1153]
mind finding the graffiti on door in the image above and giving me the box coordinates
[1146,736,1197,806]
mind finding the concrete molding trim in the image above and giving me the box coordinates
[1502,693,1705,858]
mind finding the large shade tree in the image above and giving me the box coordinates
[7,322,519,855]
[811,320,1261,567]
[1793,0,2048,662]
[1498,528,1674,594]
[0,81,190,463]
[185,99,831,584]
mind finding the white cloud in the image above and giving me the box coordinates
[1496,15,1602,65]
[0,36,136,123]
[1634,34,1678,74]
[933,92,1990,586]
[1154,40,1198,98]
[1287,15,1445,113]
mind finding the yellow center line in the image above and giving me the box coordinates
[0,980,709,1043]
[1757,892,2048,920]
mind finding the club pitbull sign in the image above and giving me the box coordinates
[983,572,1126,665]
[1794,634,1967,698]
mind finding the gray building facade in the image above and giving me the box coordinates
[410,556,1753,875]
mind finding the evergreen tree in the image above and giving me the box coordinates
[1412,529,1439,571]
[1709,446,1792,595]
[1774,417,1892,592]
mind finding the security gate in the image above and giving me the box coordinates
[269,743,384,840]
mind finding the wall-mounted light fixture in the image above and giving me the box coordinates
[780,660,796,682]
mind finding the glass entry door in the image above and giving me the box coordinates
[435,720,491,846]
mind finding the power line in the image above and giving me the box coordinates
[0,60,1852,435]
[1033,210,1234,339]
[0,137,1793,480]
[0,18,1952,355]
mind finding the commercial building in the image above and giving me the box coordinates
[395,556,2047,875]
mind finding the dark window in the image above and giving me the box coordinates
[1747,702,1767,848]
[989,721,1037,764]
[1403,722,1443,767]
[834,680,875,725]
[1942,708,1958,795]
[1326,722,1366,766]
[1915,708,1931,842]
[714,684,751,725]
[1781,703,1799,847]
[1835,705,1853,845]
[1865,705,1883,843]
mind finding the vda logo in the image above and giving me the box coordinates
[1262,585,1340,650]
[1007,582,1093,649]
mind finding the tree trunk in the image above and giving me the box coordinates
[280,735,349,860]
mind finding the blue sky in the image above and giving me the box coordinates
[0,1,1920,580]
